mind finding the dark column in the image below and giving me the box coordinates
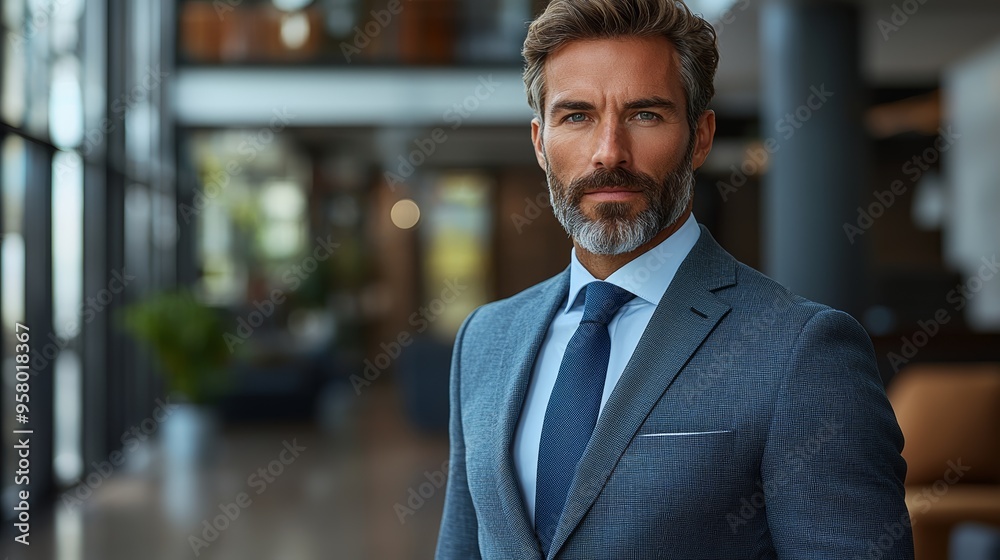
[760,1,869,316]
[81,0,109,473]
[104,0,130,450]
[24,140,56,503]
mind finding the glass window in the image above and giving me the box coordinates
[52,151,84,485]
[419,171,491,337]
[49,55,84,149]
[1,134,28,513]
[189,130,311,305]
[2,30,28,126]
[3,0,90,502]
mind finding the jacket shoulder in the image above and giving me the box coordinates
[464,270,568,326]
[724,258,869,346]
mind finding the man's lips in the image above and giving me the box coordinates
[581,188,642,202]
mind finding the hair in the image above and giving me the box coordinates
[522,0,719,133]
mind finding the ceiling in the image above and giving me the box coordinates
[174,0,1000,127]
[712,0,1000,113]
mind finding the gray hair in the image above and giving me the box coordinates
[522,0,719,132]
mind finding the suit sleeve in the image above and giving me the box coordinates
[435,309,483,560]
[762,308,914,559]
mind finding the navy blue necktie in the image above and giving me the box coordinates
[534,281,636,555]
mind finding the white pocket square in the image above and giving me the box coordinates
[637,430,732,437]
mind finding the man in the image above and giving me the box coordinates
[436,1,913,558]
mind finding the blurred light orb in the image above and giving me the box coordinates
[391,199,421,229]
[273,0,313,11]
[325,6,356,37]
[261,181,306,220]
[281,12,311,50]
[49,57,84,149]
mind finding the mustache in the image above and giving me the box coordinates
[566,167,662,202]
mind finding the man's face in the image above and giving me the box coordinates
[531,36,715,255]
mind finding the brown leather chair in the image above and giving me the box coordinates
[887,363,1000,560]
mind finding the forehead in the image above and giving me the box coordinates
[543,36,684,109]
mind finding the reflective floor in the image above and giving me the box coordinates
[1,384,449,560]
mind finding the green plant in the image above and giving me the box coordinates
[120,290,231,404]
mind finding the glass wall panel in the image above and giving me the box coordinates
[52,150,84,485]
[1,133,29,517]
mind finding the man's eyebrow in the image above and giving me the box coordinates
[548,100,595,117]
[623,97,679,112]
[547,97,680,118]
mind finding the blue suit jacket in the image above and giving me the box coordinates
[436,226,913,559]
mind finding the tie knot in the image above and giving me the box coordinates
[581,282,635,326]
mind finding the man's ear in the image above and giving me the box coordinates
[531,117,547,171]
[691,110,716,171]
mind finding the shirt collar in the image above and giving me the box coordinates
[565,212,701,312]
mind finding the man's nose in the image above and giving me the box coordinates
[591,119,631,169]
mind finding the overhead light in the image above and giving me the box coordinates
[391,200,421,230]
[686,0,738,22]
[281,12,311,50]
[272,0,313,12]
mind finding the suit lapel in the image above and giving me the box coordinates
[491,269,571,557]
[547,227,737,558]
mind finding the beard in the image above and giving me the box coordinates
[545,142,695,256]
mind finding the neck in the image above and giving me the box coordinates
[575,209,692,280]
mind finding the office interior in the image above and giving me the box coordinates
[1,0,1000,558]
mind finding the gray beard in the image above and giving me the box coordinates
[546,162,695,256]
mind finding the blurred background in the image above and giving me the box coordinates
[1,0,999,558]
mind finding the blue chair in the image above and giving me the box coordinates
[951,523,1000,560]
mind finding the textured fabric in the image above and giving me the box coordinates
[513,213,700,525]
[535,282,636,555]
[435,224,914,560]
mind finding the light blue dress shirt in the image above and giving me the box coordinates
[512,212,702,524]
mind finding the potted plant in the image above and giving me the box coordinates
[120,290,231,406]
[121,289,232,521]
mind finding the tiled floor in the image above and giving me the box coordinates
[1,383,449,560]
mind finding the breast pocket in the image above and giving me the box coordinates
[624,428,736,470]
[635,429,733,438]
[610,428,741,518]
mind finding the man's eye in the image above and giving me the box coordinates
[565,113,587,123]
[636,111,660,121]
